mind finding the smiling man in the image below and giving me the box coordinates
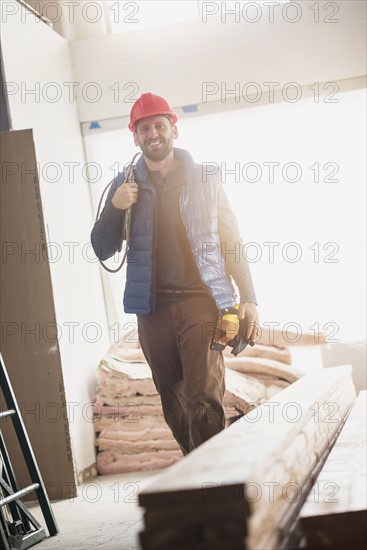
[133,115,178,163]
[91,92,258,455]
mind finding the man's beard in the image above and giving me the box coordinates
[139,136,173,162]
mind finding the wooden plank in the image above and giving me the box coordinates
[143,501,249,530]
[300,390,367,549]
[139,366,354,505]
[138,366,356,549]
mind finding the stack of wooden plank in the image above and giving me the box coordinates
[138,366,356,549]
[300,390,366,549]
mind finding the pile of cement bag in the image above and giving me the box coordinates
[94,328,319,474]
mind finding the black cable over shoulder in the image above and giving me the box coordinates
[95,152,141,273]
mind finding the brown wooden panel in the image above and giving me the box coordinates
[300,390,367,549]
[0,129,76,500]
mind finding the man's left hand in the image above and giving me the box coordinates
[238,302,259,344]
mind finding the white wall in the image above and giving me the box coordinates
[69,0,366,122]
[1,1,110,479]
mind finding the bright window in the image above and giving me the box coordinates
[107,1,201,33]
[85,88,366,343]
[107,1,290,33]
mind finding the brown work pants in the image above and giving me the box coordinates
[137,295,225,455]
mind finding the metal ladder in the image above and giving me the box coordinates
[0,353,58,549]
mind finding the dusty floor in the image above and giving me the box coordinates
[29,470,161,550]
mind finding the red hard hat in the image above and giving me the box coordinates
[128,92,178,132]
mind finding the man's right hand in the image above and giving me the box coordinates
[213,317,239,347]
[111,182,138,210]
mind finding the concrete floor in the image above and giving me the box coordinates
[29,470,161,550]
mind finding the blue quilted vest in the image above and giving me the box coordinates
[123,148,236,315]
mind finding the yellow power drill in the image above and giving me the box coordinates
[211,304,255,356]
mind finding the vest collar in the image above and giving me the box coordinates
[134,147,197,187]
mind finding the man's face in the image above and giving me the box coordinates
[133,115,178,162]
